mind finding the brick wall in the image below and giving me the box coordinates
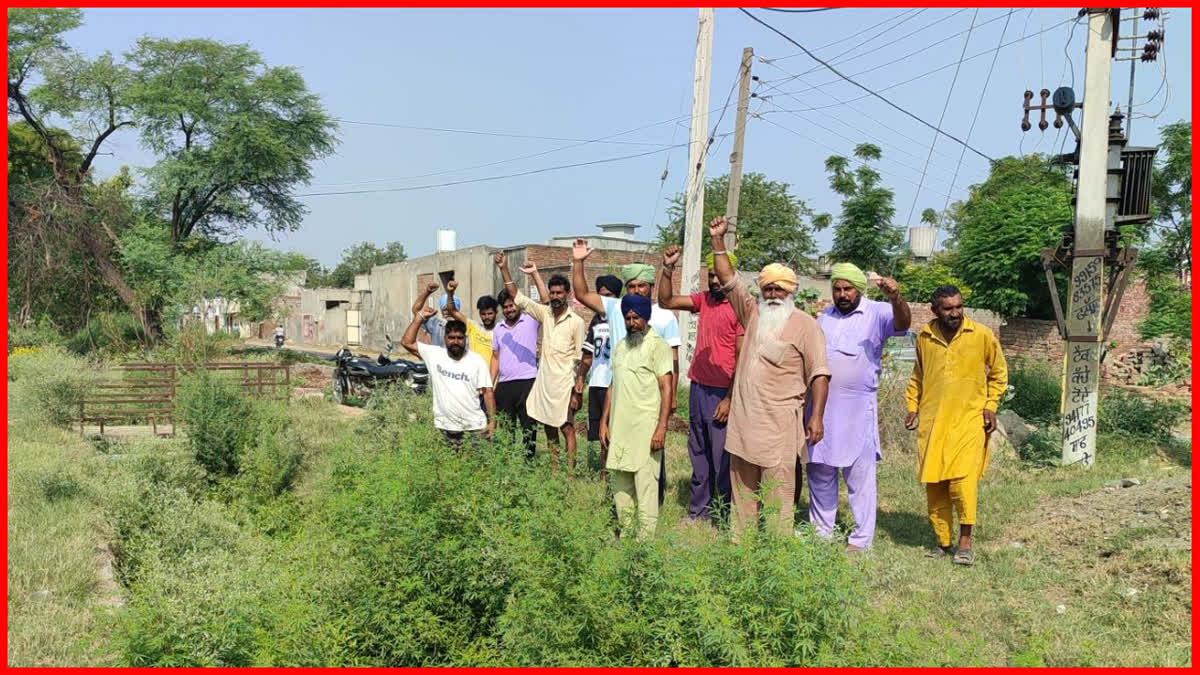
[996,279,1151,372]
[525,245,683,322]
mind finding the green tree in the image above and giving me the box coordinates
[823,143,904,274]
[1149,121,1191,279]
[324,241,408,288]
[7,8,338,340]
[950,154,1073,317]
[655,172,819,272]
[894,252,972,305]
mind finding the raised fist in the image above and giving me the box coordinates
[709,216,729,238]
[663,245,682,267]
[426,282,440,294]
[447,280,459,293]
[493,251,507,267]
[519,261,538,275]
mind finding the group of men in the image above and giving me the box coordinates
[401,215,1008,562]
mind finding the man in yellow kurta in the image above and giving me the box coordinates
[496,252,588,472]
[905,285,1008,566]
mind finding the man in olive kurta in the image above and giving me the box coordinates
[600,294,673,539]
[905,285,1008,566]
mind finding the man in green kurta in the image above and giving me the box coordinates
[599,294,673,539]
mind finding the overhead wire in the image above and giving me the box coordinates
[943,8,1015,218]
[760,7,838,14]
[759,13,1079,115]
[312,103,732,188]
[904,8,979,230]
[739,8,996,162]
[332,118,675,147]
[772,7,919,62]
[299,143,697,198]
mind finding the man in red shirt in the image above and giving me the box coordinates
[658,245,745,524]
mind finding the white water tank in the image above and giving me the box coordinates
[436,229,457,253]
[909,226,936,259]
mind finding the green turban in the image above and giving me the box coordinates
[620,263,656,285]
[830,262,867,292]
[704,250,738,270]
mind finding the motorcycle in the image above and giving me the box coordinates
[274,333,285,348]
[331,334,428,404]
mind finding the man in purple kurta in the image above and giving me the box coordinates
[806,263,911,551]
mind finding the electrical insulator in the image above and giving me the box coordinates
[751,75,760,82]
[1142,8,1160,20]
[1140,51,1156,62]
[1147,29,1164,43]
[1142,42,1160,55]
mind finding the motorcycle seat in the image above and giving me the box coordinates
[363,361,408,376]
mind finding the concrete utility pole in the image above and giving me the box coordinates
[678,7,714,386]
[1126,11,1137,140]
[1060,8,1115,468]
[723,46,754,253]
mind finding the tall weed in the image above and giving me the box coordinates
[8,345,102,428]
[1003,358,1062,425]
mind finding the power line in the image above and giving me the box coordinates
[756,114,955,202]
[760,7,838,14]
[739,8,996,162]
[905,8,979,229]
[774,7,919,62]
[761,13,1079,114]
[313,105,729,188]
[765,8,937,86]
[770,9,1072,100]
[332,118,675,147]
[299,144,690,197]
[756,100,965,194]
[944,9,1015,215]
[756,58,971,172]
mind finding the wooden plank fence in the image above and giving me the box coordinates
[79,362,291,437]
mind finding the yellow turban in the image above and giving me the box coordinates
[704,250,738,270]
[620,263,656,285]
[758,263,797,294]
[830,262,868,292]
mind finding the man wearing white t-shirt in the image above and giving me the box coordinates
[572,242,681,506]
[402,307,496,449]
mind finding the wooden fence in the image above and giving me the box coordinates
[79,362,291,436]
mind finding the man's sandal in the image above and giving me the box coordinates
[952,548,975,566]
[925,545,953,559]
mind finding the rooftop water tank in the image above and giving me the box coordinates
[909,226,936,259]
[436,229,457,253]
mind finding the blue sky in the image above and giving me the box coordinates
[64,7,1192,266]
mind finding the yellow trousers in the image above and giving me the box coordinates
[924,475,978,547]
[612,450,662,540]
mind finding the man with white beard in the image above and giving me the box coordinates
[708,216,831,538]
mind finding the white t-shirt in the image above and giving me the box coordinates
[589,296,681,388]
[417,342,493,432]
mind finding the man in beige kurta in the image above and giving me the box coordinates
[496,252,588,471]
[709,217,831,537]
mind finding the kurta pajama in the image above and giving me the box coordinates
[806,299,908,548]
[607,330,673,538]
[721,278,830,537]
[906,318,1008,546]
[685,291,744,521]
[515,292,587,428]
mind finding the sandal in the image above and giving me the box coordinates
[925,545,953,559]
[952,548,975,566]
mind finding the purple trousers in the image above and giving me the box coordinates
[807,451,878,548]
[687,382,731,520]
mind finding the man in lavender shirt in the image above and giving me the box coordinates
[806,262,911,552]
[492,287,542,459]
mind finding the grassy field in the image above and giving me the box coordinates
[6,348,1192,666]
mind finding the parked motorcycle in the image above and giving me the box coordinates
[275,333,285,348]
[331,334,428,404]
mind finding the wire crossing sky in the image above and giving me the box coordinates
[60,7,1191,265]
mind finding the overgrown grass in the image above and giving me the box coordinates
[1002,358,1062,425]
[7,345,1191,666]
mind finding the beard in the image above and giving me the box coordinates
[626,329,646,347]
[708,284,726,301]
[447,344,466,358]
[549,298,565,312]
[756,297,795,347]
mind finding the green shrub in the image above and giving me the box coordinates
[1002,359,1062,425]
[175,372,258,477]
[1138,280,1191,340]
[7,345,102,428]
[7,317,64,352]
[158,322,238,365]
[65,311,146,355]
[1016,428,1060,467]
[234,405,304,504]
[1098,388,1186,441]
[38,468,86,503]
